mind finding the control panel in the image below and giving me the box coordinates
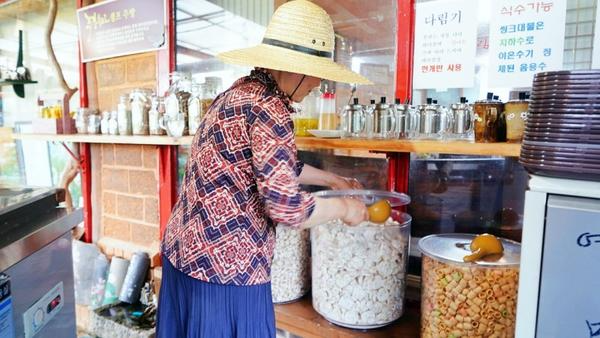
[23,282,63,338]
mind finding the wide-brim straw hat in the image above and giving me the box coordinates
[217,0,372,85]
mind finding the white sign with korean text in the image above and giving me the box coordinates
[413,0,479,89]
[593,4,600,68]
[488,0,567,88]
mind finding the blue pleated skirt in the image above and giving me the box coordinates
[156,256,276,338]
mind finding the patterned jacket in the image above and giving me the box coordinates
[161,68,315,285]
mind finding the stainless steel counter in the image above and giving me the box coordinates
[0,208,82,272]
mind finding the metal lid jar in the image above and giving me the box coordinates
[311,190,411,329]
[418,234,521,338]
[368,97,396,139]
[340,98,366,138]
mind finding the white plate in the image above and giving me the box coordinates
[307,129,341,138]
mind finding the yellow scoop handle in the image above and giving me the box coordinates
[463,248,485,263]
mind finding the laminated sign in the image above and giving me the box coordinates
[413,0,479,89]
[488,0,567,87]
[77,0,166,62]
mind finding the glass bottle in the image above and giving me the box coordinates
[188,83,202,135]
[130,89,150,135]
[100,111,110,135]
[117,94,132,135]
[149,95,165,135]
[201,76,220,115]
[108,110,119,135]
[177,74,192,136]
[318,92,338,130]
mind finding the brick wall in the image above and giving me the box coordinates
[100,144,159,248]
[91,51,161,255]
[94,52,157,112]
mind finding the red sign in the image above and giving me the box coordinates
[77,0,166,62]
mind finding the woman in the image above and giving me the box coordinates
[157,1,372,337]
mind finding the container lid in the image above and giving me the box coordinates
[418,233,521,266]
[313,189,410,207]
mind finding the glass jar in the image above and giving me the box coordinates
[311,190,411,329]
[178,75,192,136]
[149,96,166,136]
[368,97,396,139]
[100,111,110,135]
[417,99,452,140]
[294,87,320,137]
[418,234,521,338]
[474,93,504,143]
[318,92,338,130]
[505,92,529,143]
[271,225,310,304]
[201,76,220,115]
[340,98,366,138]
[108,111,119,135]
[117,94,132,136]
[160,112,186,138]
[164,72,191,135]
[394,100,417,139]
[188,83,202,136]
[75,107,89,134]
[130,89,151,135]
[449,97,475,140]
[87,114,101,134]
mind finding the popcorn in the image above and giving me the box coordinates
[311,218,410,328]
[271,225,310,303]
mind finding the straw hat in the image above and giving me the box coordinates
[217,0,372,85]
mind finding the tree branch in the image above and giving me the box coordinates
[45,0,78,101]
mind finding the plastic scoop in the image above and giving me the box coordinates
[367,199,391,223]
[463,233,504,263]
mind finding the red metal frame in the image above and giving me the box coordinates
[158,0,178,239]
[387,0,416,194]
[158,145,177,239]
[80,143,93,243]
[77,0,92,243]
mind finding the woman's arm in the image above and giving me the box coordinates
[298,164,363,190]
[300,197,368,229]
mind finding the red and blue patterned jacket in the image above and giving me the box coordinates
[161,69,315,285]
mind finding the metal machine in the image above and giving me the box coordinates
[0,186,82,338]
[516,175,600,338]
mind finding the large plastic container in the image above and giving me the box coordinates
[311,190,411,329]
[418,234,521,338]
[271,225,310,304]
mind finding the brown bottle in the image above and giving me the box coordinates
[494,95,507,142]
[473,92,503,143]
[504,92,529,143]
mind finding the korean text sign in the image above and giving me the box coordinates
[77,0,166,62]
[413,0,479,89]
[488,0,567,87]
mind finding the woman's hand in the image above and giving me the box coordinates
[298,164,363,190]
[341,198,368,226]
[329,175,363,190]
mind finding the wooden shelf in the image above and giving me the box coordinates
[275,297,420,338]
[12,133,194,146]
[10,133,521,157]
[0,79,37,86]
[295,137,521,157]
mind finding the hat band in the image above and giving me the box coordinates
[262,38,332,58]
